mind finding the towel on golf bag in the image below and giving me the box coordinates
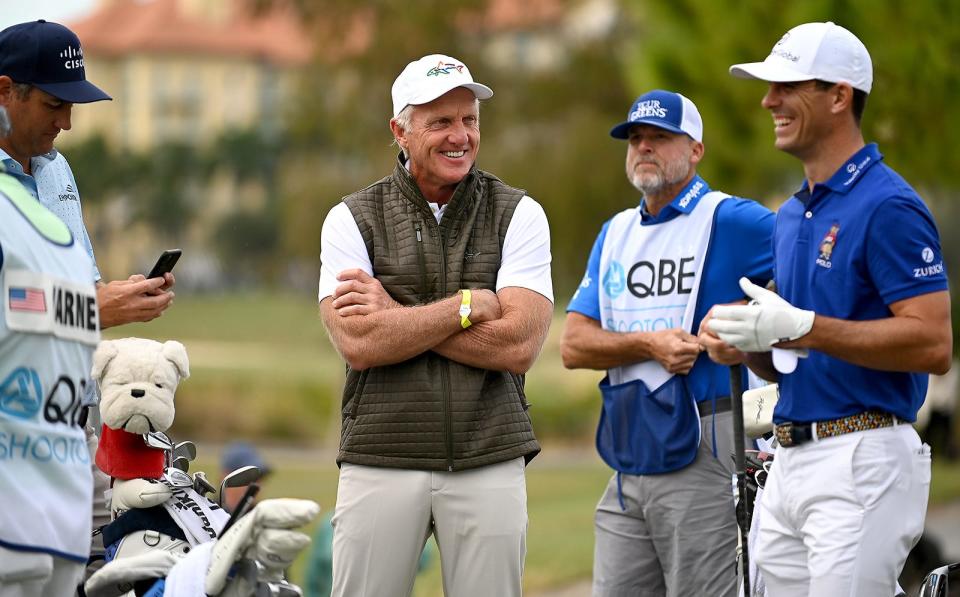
[157,477,229,546]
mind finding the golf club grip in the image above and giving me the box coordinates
[220,483,260,536]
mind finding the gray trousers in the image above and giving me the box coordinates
[331,458,527,597]
[593,411,741,597]
[0,548,84,597]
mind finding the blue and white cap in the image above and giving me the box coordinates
[610,90,703,142]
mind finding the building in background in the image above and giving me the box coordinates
[68,0,313,151]
[471,0,616,72]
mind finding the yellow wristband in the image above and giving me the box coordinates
[459,289,472,329]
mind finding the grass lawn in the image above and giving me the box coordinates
[112,292,960,594]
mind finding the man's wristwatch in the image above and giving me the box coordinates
[459,289,472,329]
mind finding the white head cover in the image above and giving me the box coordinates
[391,53,493,117]
[729,22,872,93]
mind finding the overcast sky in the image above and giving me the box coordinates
[0,0,96,30]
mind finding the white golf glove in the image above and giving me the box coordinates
[708,277,815,353]
[205,498,320,595]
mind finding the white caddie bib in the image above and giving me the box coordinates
[0,173,99,562]
[599,191,728,390]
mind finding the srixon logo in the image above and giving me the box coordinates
[60,46,84,70]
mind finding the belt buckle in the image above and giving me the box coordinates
[792,422,814,446]
[778,422,794,447]
[779,421,814,447]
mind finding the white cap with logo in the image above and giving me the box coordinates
[729,22,873,94]
[391,54,493,117]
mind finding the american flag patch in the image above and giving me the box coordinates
[9,287,46,312]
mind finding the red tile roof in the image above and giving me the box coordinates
[70,0,314,66]
[467,0,564,31]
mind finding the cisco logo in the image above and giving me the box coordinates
[60,46,84,70]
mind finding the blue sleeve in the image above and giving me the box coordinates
[688,197,775,402]
[693,198,775,326]
[565,221,609,320]
[866,194,948,304]
[719,197,776,287]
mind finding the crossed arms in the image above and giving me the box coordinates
[320,269,552,374]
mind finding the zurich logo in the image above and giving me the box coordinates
[922,247,935,263]
[603,261,626,298]
[0,367,43,420]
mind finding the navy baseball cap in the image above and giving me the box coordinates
[0,20,111,103]
[221,442,272,476]
[610,90,702,142]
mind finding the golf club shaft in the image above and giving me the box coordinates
[730,364,751,595]
[220,483,259,536]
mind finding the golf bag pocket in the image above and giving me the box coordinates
[596,375,700,474]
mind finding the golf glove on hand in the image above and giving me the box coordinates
[708,277,814,353]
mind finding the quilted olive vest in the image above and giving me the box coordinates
[336,158,541,471]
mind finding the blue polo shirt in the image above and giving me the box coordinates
[568,175,775,405]
[773,144,948,424]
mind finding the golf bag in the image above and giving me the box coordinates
[84,432,318,597]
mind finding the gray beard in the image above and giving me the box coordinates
[629,159,690,195]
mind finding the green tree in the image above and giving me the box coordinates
[621,0,960,199]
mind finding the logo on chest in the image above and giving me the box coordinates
[816,223,840,269]
[603,257,695,299]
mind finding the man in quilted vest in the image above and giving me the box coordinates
[318,54,554,597]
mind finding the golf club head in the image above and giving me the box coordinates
[143,431,174,452]
[171,456,190,473]
[218,465,261,507]
[163,467,195,489]
[193,471,217,497]
[257,579,303,597]
[143,431,174,467]
[173,441,197,462]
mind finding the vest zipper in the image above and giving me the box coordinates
[414,220,428,304]
[439,227,454,471]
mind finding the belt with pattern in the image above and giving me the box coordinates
[775,410,899,448]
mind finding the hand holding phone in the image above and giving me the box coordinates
[147,249,182,280]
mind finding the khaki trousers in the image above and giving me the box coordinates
[331,457,527,597]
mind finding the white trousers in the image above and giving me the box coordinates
[0,548,84,597]
[331,458,527,597]
[754,424,930,597]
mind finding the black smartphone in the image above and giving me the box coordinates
[147,249,182,279]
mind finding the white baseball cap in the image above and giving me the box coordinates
[391,54,493,117]
[729,22,872,94]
